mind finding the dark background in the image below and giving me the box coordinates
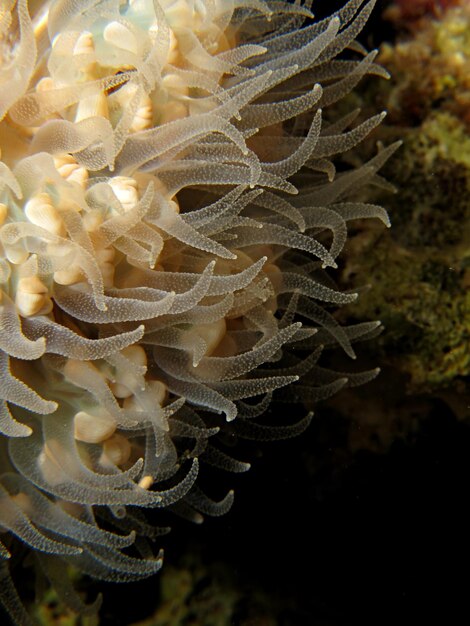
[98,400,470,626]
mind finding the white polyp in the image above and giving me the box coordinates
[101,434,132,466]
[75,91,109,123]
[5,243,29,265]
[73,31,94,57]
[24,193,66,237]
[192,318,227,359]
[82,211,104,232]
[11,493,33,517]
[149,380,168,406]
[103,21,139,55]
[15,276,53,317]
[74,409,117,444]
[35,77,54,93]
[167,28,179,64]
[37,443,64,487]
[110,344,148,398]
[53,266,85,286]
[131,97,153,132]
[138,475,154,490]
[121,344,148,368]
[123,380,168,411]
[109,177,140,212]
[53,155,89,187]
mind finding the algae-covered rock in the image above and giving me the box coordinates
[321,3,470,457]
[341,113,470,394]
[381,2,470,126]
[130,548,278,626]
[32,567,98,626]
[337,4,470,405]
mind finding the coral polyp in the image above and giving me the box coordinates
[0,0,394,622]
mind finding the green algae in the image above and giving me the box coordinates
[333,1,470,404]
[339,108,470,395]
[32,583,97,626]
[138,564,238,626]
[130,551,278,626]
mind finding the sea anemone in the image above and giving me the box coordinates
[0,0,396,622]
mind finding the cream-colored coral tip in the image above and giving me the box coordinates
[24,193,66,237]
[35,77,55,93]
[131,96,153,132]
[109,382,133,399]
[264,262,282,290]
[165,28,179,64]
[110,344,148,398]
[123,380,168,410]
[111,83,153,132]
[53,267,85,285]
[162,0,197,30]
[121,344,148,368]
[73,31,94,57]
[0,203,7,225]
[102,434,132,466]
[53,154,89,187]
[15,276,53,317]
[82,210,104,232]
[96,246,116,288]
[134,172,170,198]
[109,176,139,211]
[5,243,29,265]
[138,475,154,490]
[215,247,264,276]
[18,276,49,295]
[75,91,109,123]
[74,410,117,444]
[15,291,53,317]
[37,443,63,486]
[195,318,227,357]
[103,21,139,55]
[11,493,33,516]
[148,380,168,405]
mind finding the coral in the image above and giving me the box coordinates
[0,0,392,623]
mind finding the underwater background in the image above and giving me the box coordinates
[9,0,469,624]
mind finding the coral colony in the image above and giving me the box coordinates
[0,0,396,622]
